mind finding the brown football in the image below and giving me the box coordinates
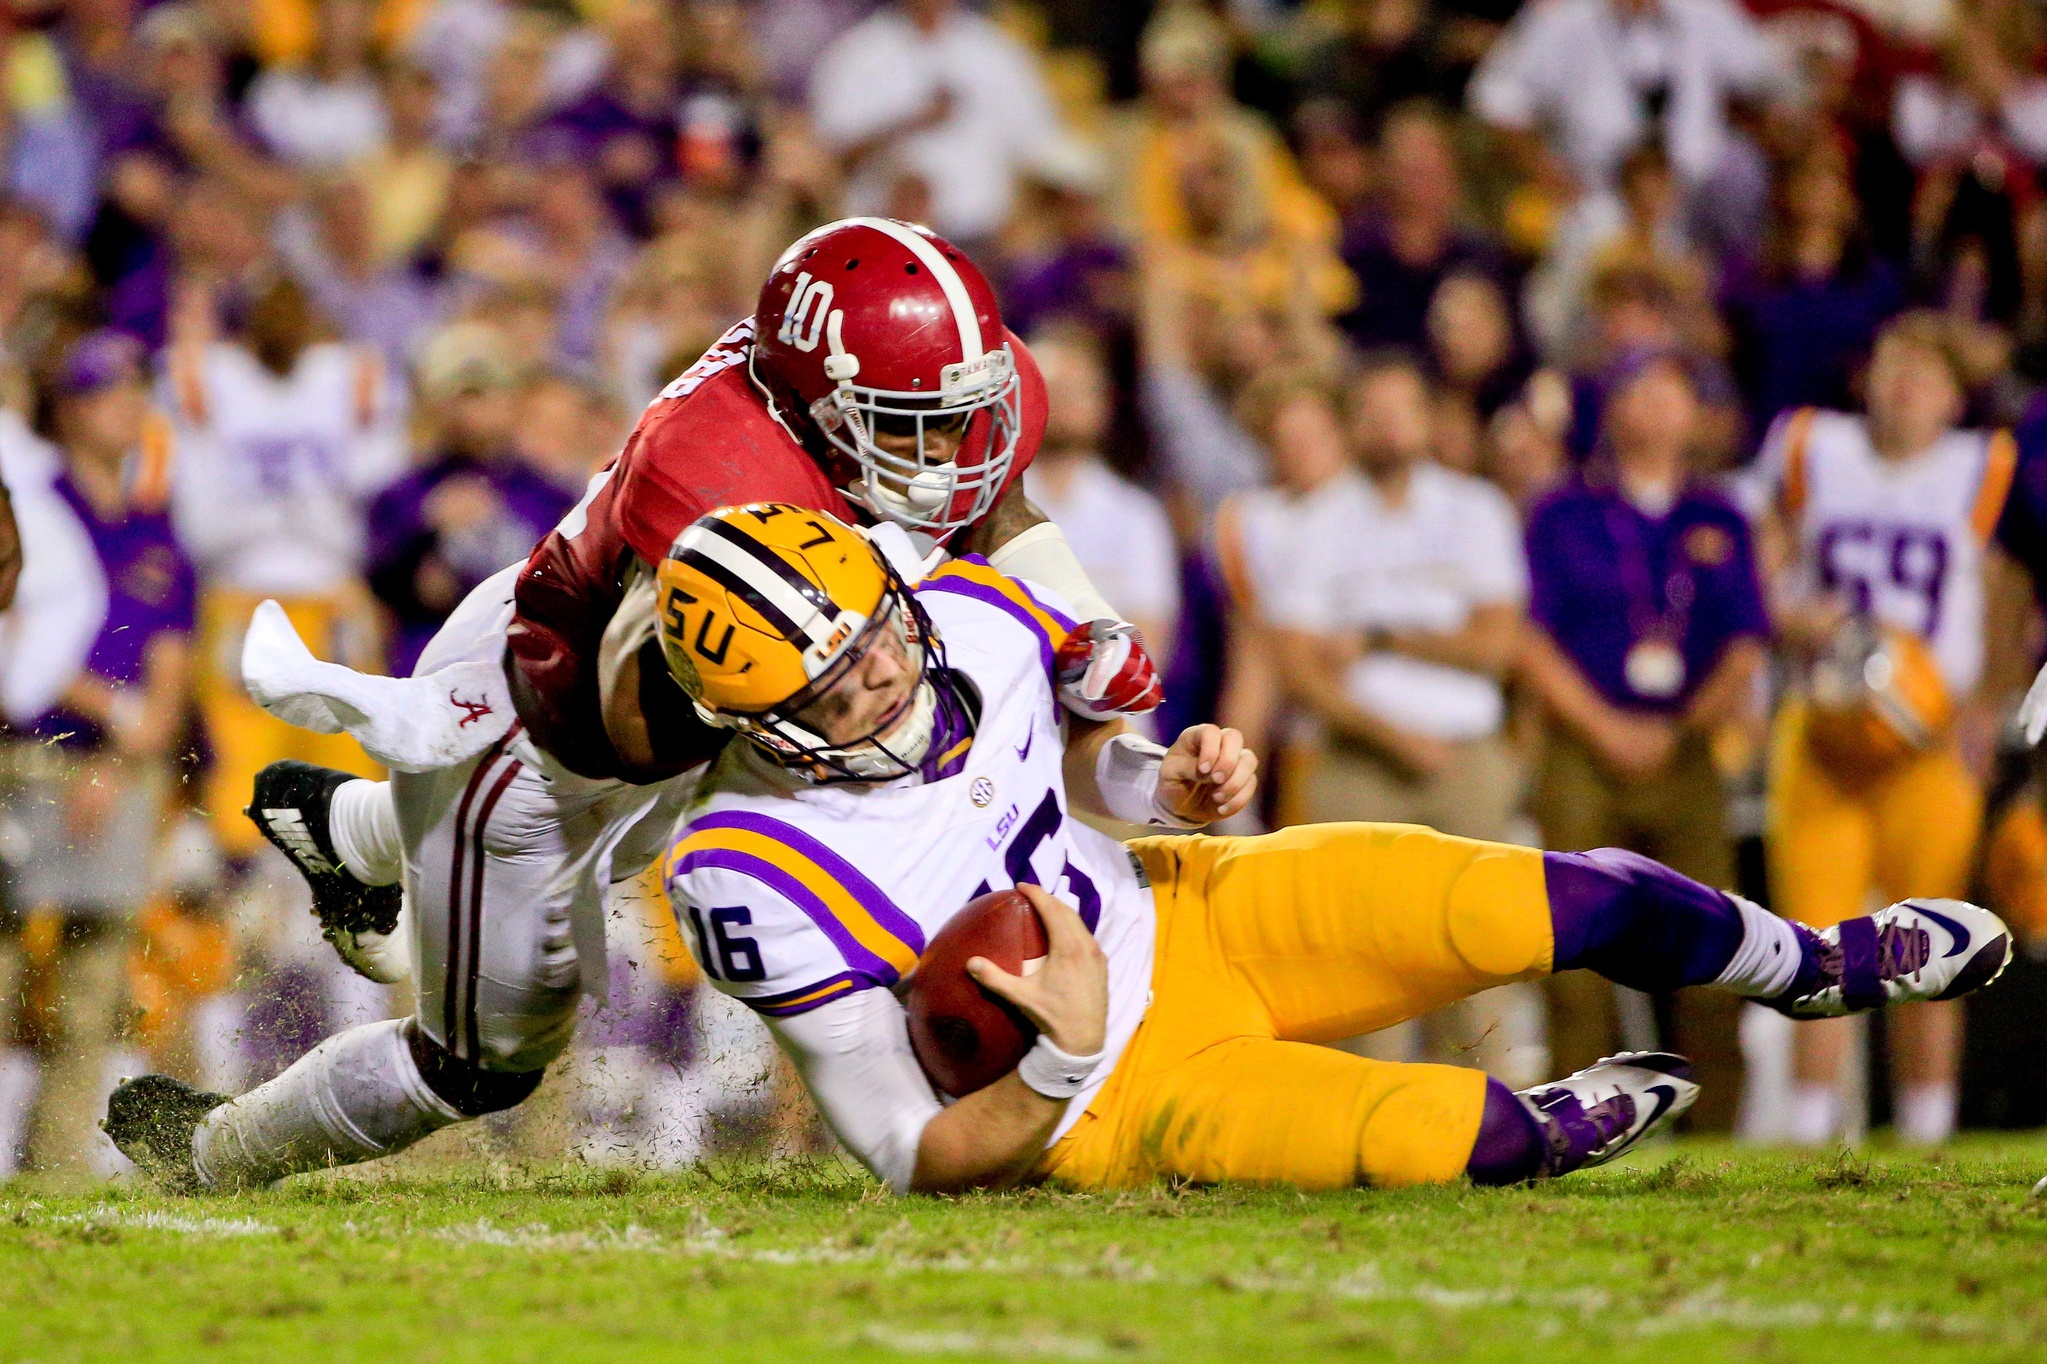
[903,888,1050,1097]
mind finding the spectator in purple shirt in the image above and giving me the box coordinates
[3,330,195,1172]
[366,324,575,676]
[1721,146,1904,444]
[1336,102,1512,353]
[1519,347,1770,1130]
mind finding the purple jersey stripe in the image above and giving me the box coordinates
[688,810,927,957]
[953,557,1089,630]
[1013,578,1080,633]
[747,969,869,1018]
[672,847,901,986]
[918,575,1057,679]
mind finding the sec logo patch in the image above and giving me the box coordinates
[970,777,996,808]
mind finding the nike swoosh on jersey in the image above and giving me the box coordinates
[1015,728,1033,763]
[1915,904,1972,958]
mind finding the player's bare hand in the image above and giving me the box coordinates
[965,884,1107,1057]
[1158,724,1258,823]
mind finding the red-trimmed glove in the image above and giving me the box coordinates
[1055,620,1163,721]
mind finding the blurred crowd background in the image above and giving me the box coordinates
[4,0,2047,1179]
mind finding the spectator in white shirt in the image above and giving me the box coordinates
[1214,365,1355,820]
[1893,0,2047,172]
[1268,349,1542,1084]
[1469,0,1795,245]
[1269,349,1528,841]
[246,0,390,169]
[808,0,1074,248]
[1021,329,1180,667]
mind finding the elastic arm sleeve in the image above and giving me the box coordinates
[766,988,944,1193]
[984,520,1119,625]
[597,559,660,721]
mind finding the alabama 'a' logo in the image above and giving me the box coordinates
[451,692,494,727]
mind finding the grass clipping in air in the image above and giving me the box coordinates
[4,1138,2047,1362]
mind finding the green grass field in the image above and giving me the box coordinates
[5,1138,2047,1363]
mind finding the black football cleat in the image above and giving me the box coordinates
[247,761,405,979]
[103,1075,228,1190]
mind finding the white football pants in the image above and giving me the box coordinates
[193,569,697,1185]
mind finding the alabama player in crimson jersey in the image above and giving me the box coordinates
[102,219,1164,1184]
[512,220,1098,784]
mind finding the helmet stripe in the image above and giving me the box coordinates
[841,217,983,363]
[676,529,836,645]
[701,515,841,618]
[675,546,807,643]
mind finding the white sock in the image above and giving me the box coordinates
[1893,1081,1957,1146]
[193,1018,463,1187]
[329,779,402,886]
[1788,1082,1840,1145]
[1712,894,1806,998]
[0,1047,38,1177]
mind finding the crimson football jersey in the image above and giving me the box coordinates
[506,319,1045,781]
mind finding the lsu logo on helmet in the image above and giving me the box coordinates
[1804,618,1953,780]
[655,502,888,722]
[654,503,948,783]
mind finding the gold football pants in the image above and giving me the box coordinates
[1040,823,1554,1190]
[1767,701,1981,930]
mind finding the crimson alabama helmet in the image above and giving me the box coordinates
[751,217,1022,538]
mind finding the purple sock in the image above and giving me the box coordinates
[1544,849,1744,993]
[1466,1077,1546,1186]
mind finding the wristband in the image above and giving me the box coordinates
[1093,732,1205,829]
[1016,1033,1105,1100]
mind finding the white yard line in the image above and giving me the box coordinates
[46,1208,280,1238]
[859,1326,1109,1358]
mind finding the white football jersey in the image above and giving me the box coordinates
[164,339,408,597]
[665,558,1156,1139]
[1759,407,2017,695]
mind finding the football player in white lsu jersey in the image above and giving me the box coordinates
[659,506,2008,1195]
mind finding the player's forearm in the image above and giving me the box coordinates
[1063,716,1127,821]
[910,1073,1065,1194]
[958,482,1047,561]
[980,508,1122,626]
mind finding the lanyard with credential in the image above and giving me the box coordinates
[1603,496,1694,700]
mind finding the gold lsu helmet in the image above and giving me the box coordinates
[656,503,944,781]
[1805,617,1953,780]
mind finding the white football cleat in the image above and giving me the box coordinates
[332,905,414,985]
[1768,898,2011,1019]
[1516,1051,1698,1177]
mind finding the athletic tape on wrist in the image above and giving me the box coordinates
[1094,732,1204,829]
[1017,1033,1105,1100]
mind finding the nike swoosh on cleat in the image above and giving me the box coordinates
[1641,1084,1678,1133]
[1015,729,1033,763]
[1914,905,1972,958]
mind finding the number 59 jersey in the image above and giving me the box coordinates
[1759,407,2018,696]
[662,559,1157,1124]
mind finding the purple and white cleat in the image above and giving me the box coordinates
[1767,898,2011,1019]
[1516,1051,1698,1177]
